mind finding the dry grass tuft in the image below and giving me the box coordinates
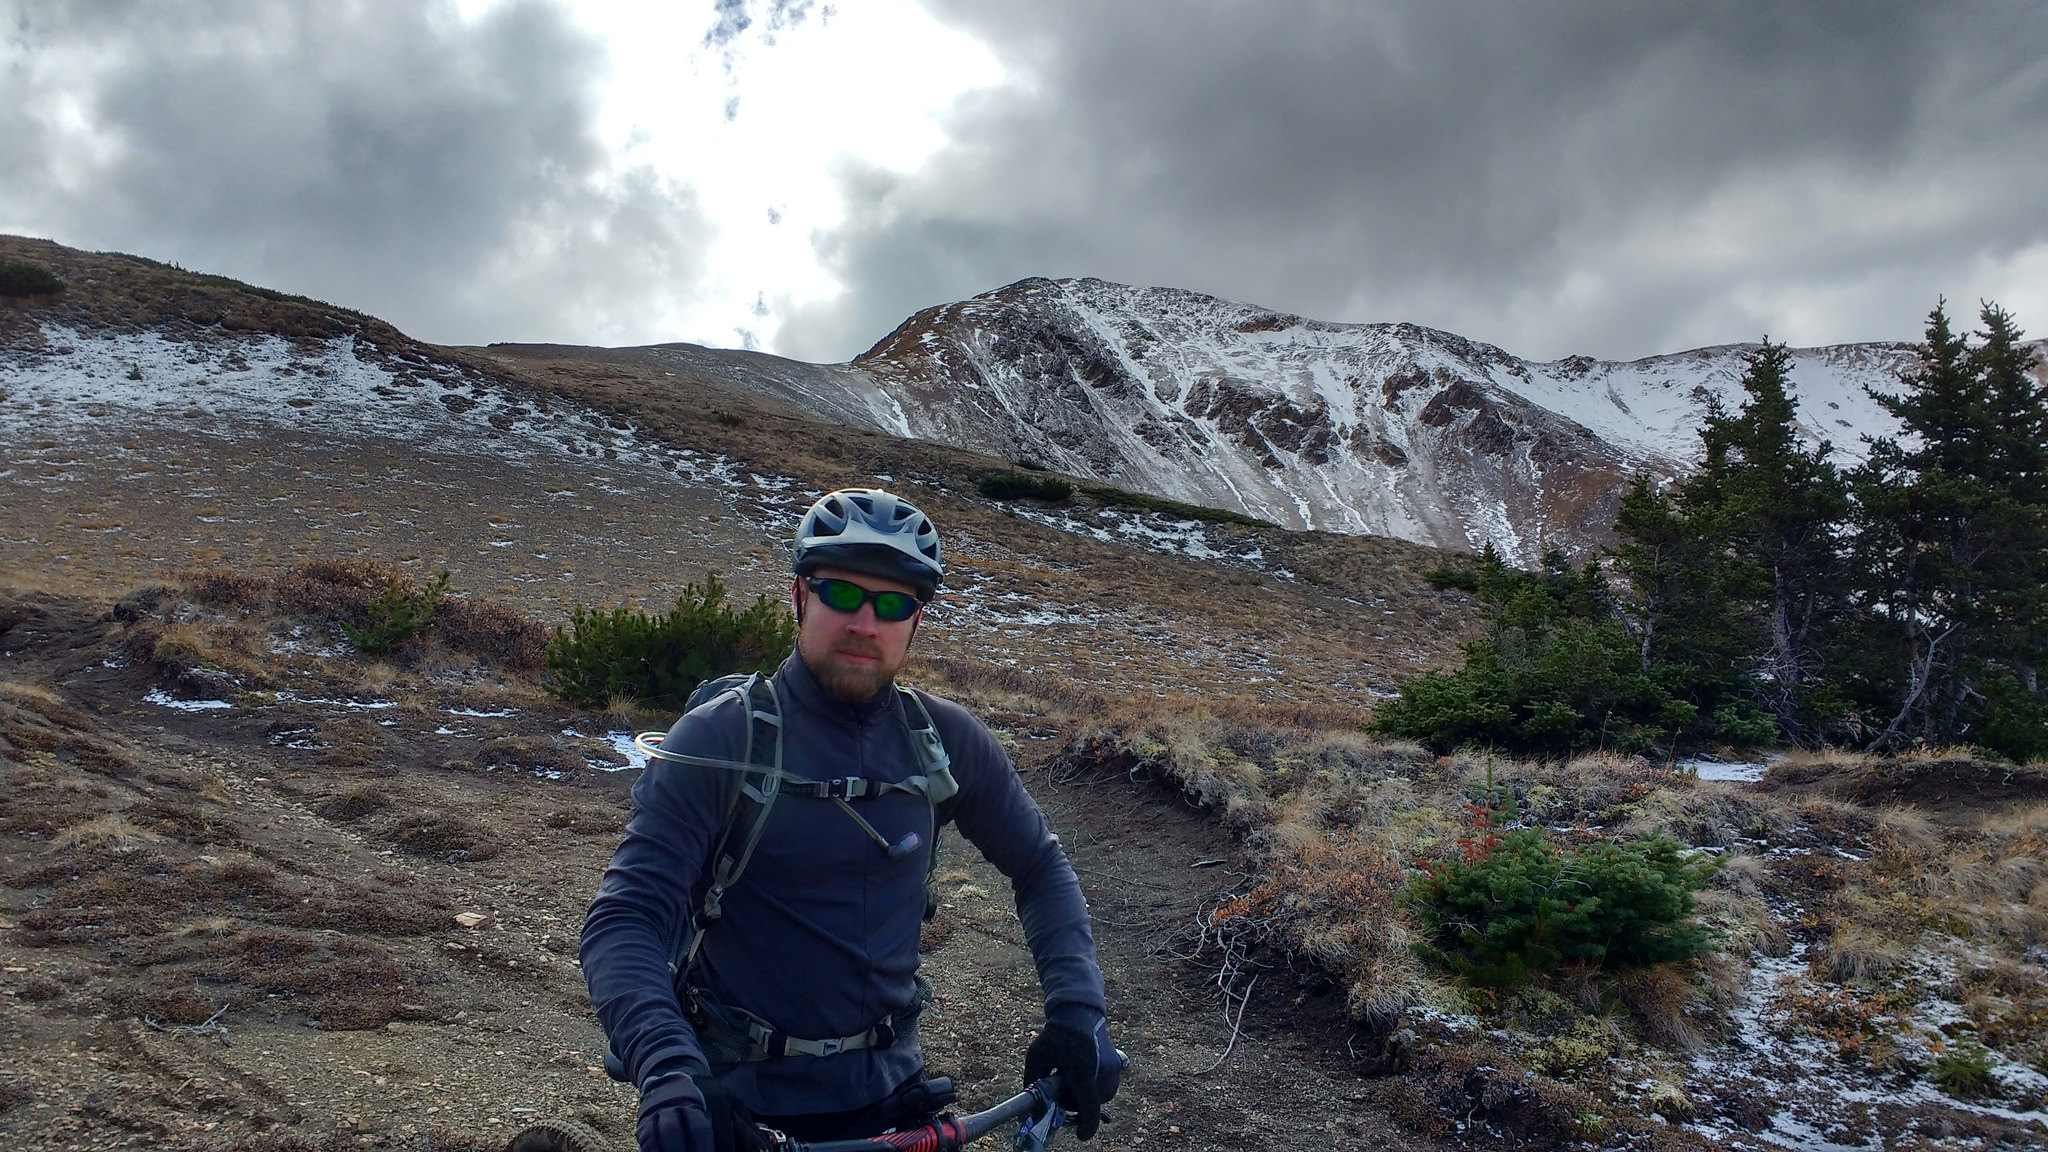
[1209,838,1419,1028]
[908,653,1108,717]
[200,929,416,1030]
[141,619,271,694]
[542,807,623,835]
[316,785,389,822]
[1873,805,1941,854]
[117,982,225,1026]
[381,809,503,862]
[1,680,94,730]
[1821,924,1906,982]
[1612,963,1709,1050]
[53,812,160,851]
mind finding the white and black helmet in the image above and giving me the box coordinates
[793,488,944,599]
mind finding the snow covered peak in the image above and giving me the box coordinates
[837,277,1941,561]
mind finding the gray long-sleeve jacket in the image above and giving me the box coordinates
[581,653,1106,1115]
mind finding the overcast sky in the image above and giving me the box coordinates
[4,1,2044,363]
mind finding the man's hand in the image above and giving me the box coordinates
[1023,1018,1102,1140]
[637,1074,766,1152]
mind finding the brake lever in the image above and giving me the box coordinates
[1013,1097,1064,1152]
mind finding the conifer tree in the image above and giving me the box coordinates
[1606,473,1754,734]
[1854,302,2048,758]
[1694,341,1850,743]
[1612,342,1848,745]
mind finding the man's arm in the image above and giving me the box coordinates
[580,698,747,1088]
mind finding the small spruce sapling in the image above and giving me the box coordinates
[341,570,451,655]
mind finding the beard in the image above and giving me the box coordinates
[799,632,906,703]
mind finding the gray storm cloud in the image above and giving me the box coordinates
[779,0,2048,363]
[0,0,709,346]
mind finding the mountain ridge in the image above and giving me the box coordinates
[562,275,1941,563]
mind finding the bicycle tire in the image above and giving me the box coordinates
[503,1116,616,1152]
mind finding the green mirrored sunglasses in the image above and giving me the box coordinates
[804,576,922,622]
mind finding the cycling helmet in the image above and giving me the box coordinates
[793,488,944,599]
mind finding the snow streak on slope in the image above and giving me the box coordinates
[0,325,748,495]
[0,324,1289,581]
[841,279,1925,563]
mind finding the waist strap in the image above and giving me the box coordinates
[689,978,931,1064]
[743,1012,898,1060]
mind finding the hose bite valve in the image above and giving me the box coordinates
[887,831,923,859]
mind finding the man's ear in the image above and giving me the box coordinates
[790,577,805,626]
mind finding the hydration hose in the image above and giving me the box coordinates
[630,732,922,858]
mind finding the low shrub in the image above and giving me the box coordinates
[183,568,269,609]
[979,471,1074,502]
[433,596,549,671]
[1369,547,1778,759]
[1403,814,1722,988]
[1930,1040,1996,1098]
[1077,483,1275,527]
[340,570,449,655]
[273,558,406,621]
[0,259,63,298]
[545,573,795,713]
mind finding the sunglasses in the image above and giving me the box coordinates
[804,576,923,622]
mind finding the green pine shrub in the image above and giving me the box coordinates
[1930,1040,1996,1099]
[1403,818,1722,988]
[978,471,1074,502]
[0,259,63,298]
[1370,546,1773,758]
[544,573,795,712]
[340,570,450,655]
[1077,482,1276,527]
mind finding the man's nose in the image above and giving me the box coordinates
[844,603,881,633]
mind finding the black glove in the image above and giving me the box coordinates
[1024,1019,1102,1141]
[637,1073,766,1152]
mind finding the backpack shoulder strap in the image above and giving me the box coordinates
[676,673,782,977]
[895,684,959,808]
[895,684,960,923]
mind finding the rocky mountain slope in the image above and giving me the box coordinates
[852,279,1936,562]
[529,279,1947,564]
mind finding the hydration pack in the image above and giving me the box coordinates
[649,672,960,983]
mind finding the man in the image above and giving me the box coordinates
[583,488,1118,1152]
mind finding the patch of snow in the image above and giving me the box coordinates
[143,688,232,711]
[447,706,518,718]
[1682,756,1770,782]
[595,730,649,773]
[1686,933,2048,1146]
[270,691,397,710]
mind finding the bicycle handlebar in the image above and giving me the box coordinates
[765,1079,1065,1152]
